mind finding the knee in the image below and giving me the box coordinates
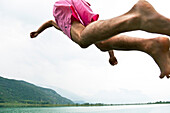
[71,28,90,49]
[71,36,89,49]
[70,37,89,49]
[79,43,89,49]
[76,39,90,49]
[77,36,91,49]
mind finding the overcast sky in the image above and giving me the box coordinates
[0,0,170,104]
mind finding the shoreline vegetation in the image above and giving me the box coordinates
[0,101,170,107]
[0,76,169,107]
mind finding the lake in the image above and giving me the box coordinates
[0,104,170,113]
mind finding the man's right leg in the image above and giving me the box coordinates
[76,0,170,48]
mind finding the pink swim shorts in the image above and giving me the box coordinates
[53,0,99,39]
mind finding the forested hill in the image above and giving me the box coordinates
[0,76,74,105]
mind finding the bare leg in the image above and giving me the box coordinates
[30,20,61,38]
[96,35,170,79]
[71,0,170,48]
[70,0,170,78]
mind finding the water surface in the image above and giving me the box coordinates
[0,104,169,113]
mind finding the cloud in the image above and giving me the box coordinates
[0,0,55,24]
[85,89,152,104]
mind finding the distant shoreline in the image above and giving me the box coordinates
[1,101,170,107]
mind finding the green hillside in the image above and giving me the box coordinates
[0,76,74,105]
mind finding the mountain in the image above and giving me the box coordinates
[0,76,74,105]
[49,86,86,104]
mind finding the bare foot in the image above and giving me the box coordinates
[146,37,170,79]
[131,0,170,36]
[129,0,170,78]
[109,56,118,66]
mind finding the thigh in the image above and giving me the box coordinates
[70,21,85,44]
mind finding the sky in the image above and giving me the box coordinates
[0,0,170,104]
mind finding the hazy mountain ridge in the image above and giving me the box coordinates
[0,76,74,104]
[50,86,86,104]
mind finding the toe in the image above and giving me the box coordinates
[166,75,170,79]
[159,74,165,79]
